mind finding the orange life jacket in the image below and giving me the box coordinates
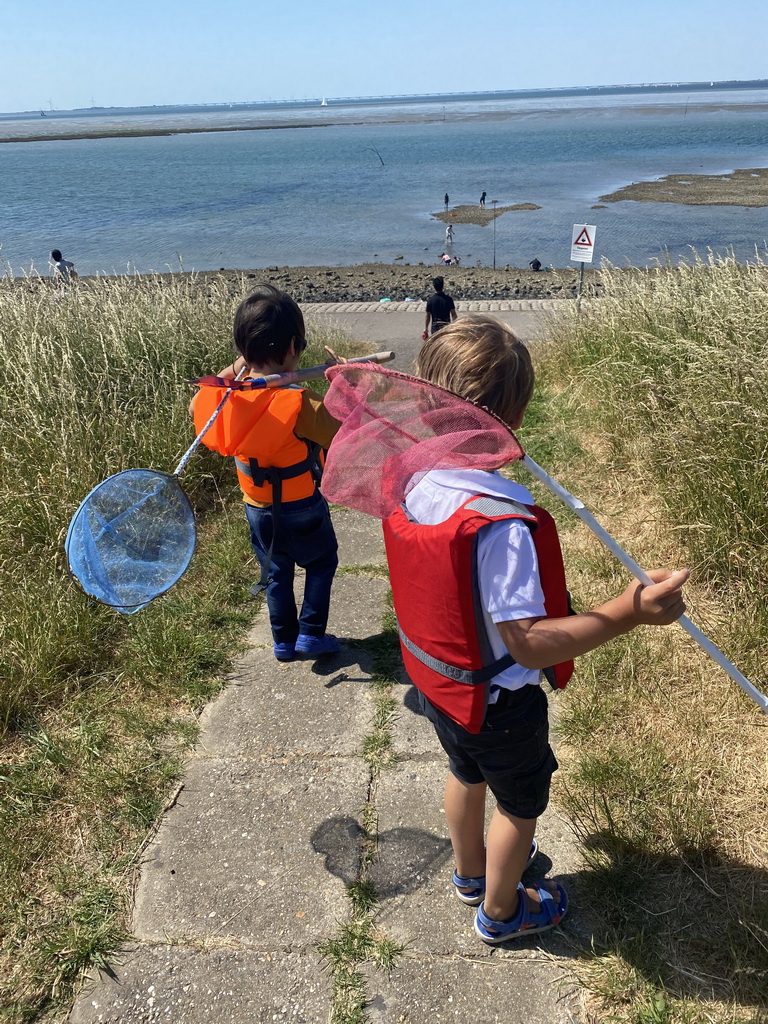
[383,494,573,733]
[193,385,322,504]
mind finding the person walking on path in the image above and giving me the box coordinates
[191,285,343,661]
[479,191,486,208]
[382,316,688,943]
[422,275,457,339]
[49,248,77,288]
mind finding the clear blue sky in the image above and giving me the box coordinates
[3,0,766,112]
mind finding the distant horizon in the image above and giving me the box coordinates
[5,77,768,118]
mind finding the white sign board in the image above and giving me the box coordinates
[571,224,596,263]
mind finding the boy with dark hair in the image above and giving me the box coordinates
[50,248,77,286]
[192,285,341,660]
[383,314,688,942]
[423,276,457,339]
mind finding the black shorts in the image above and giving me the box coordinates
[418,684,557,819]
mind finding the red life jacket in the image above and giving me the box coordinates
[383,494,573,734]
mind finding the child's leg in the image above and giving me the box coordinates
[483,807,537,921]
[244,504,299,643]
[289,496,339,638]
[444,773,487,879]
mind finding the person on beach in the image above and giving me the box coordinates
[444,192,450,208]
[479,191,486,208]
[191,285,342,661]
[49,248,77,287]
[383,316,688,942]
[423,275,457,339]
[445,224,454,245]
[529,258,542,272]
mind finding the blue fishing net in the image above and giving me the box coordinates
[65,468,197,614]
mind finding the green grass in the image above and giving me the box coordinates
[0,271,355,1022]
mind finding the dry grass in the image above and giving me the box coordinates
[0,270,354,1022]
[520,256,768,1024]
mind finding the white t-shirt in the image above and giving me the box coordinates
[51,258,75,283]
[403,468,546,693]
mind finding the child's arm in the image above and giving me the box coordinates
[497,568,689,669]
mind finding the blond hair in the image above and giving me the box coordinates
[414,314,534,425]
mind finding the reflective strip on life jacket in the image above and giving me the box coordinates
[383,494,573,734]
[399,626,514,684]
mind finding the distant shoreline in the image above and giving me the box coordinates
[0,121,378,145]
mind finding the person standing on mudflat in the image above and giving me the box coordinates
[479,191,486,209]
[444,192,450,208]
[423,275,457,339]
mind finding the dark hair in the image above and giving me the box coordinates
[233,285,306,368]
[433,276,444,291]
[51,249,62,261]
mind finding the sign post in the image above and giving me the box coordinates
[571,224,596,305]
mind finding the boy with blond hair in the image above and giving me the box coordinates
[383,314,688,942]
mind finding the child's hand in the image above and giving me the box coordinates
[622,568,689,626]
[324,346,347,365]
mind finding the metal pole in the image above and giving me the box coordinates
[521,454,768,714]
[491,199,498,269]
[576,262,585,309]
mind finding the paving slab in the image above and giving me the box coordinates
[332,507,386,566]
[197,574,390,759]
[133,756,367,948]
[70,945,332,1024]
[370,761,584,956]
[362,955,579,1024]
[390,678,443,757]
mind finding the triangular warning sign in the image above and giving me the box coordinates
[574,228,592,246]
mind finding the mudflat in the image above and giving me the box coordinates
[599,166,768,206]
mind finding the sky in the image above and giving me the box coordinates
[3,0,767,112]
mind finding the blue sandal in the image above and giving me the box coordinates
[452,840,538,906]
[474,879,568,943]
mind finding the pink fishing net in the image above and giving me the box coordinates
[322,363,525,519]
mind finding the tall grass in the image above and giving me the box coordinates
[0,272,352,1021]
[526,254,768,1024]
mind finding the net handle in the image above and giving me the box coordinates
[522,454,768,714]
[174,365,249,476]
[173,350,395,477]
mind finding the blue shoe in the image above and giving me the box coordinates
[452,840,538,905]
[474,879,568,944]
[295,633,341,657]
[273,641,296,662]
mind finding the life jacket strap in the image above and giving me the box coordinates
[398,626,515,685]
[241,442,324,596]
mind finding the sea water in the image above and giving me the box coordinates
[1,88,767,276]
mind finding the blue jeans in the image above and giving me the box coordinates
[244,492,339,645]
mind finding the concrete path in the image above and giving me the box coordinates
[69,300,586,1024]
